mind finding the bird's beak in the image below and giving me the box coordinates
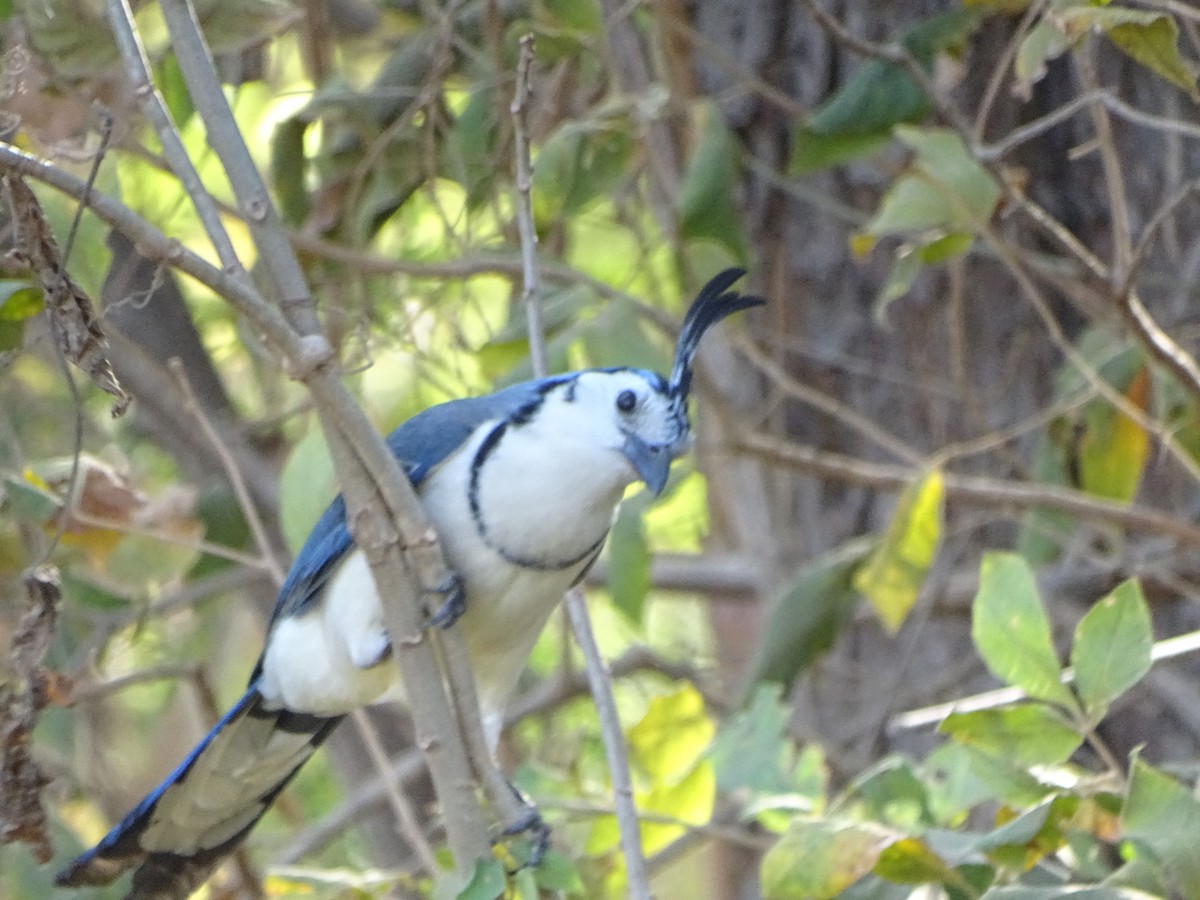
[622,433,676,496]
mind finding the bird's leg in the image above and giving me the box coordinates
[425,572,466,629]
[496,780,551,871]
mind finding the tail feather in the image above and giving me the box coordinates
[56,687,341,899]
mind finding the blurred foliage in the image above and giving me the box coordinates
[2,0,1199,898]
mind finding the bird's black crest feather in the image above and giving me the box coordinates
[669,268,764,403]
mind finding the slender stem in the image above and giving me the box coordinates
[564,589,653,898]
[511,34,547,379]
[508,29,651,896]
[104,0,246,276]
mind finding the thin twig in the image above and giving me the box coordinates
[508,31,650,894]
[348,710,440,875]
[563,590,653,898]
[104,0,246,275]
[511,33,546,379]
[740,430,1200,551]
[890,624,1200,732]
[168,358,287,586]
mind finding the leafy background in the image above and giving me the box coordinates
[3,0,1200,897]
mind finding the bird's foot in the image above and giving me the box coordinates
[496,782,550,872]
[426,573,466,629]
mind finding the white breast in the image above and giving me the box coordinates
[257,416,634,746]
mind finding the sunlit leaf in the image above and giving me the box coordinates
[971,552,1078,711]
[0,280,44,321]
[153,53,194,130]
[762,819,895,899]
[1071,579,1152,723]
[1122,755,1200,899]
[742,539,871,695]
[637,759,716,854]
[854,470,943,633]
[627,684,714,785]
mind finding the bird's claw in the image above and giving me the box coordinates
[426,573,466,629]
[496,784,550,872]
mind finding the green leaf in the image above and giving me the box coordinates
[849,757,934,830]
[741,539,871,696]
[1070,579,1152,722]
[271,117,311,227]
[445,87,500,208]
[1063,8,1198,99]
[154,53,194,130]
[972,796,1070,857]
[789,9,981,174]
[960,746,1051,807]
[436,857,506,900]
[677,105,747,260]
[627,684,714,785]
[637,758,716,854]
[762,820,895,900]
[877,127,1000,235]
[1014,21,1073,95]
[0,281,44,321]
[854,470,943,633]
[709,683,793,794]
[940,704,1083,768]
[533,121,635,227]
[532,850,585,894]
[873,837,958,886]
[607,494,652,624]
[1121,754,1200,899]
[971,552,1078,710]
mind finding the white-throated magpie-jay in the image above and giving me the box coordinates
[56,269,762,898]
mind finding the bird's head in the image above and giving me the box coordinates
[548,269,763,496]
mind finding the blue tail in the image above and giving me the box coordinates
[56,687,341,899]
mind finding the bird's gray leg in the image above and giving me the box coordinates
[426,572,467,629]
[498,780,551,871]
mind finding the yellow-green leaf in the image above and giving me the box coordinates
[1063,7,1198,99]
[627,684,714,785]
[1078,367,1150,502]
[854,470,943,633]
[762,820,895,899]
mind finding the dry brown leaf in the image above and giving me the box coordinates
[3,174,131,416]
[0,565,61,863]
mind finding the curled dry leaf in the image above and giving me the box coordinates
[3,174,131,416]
[0,565,63,864]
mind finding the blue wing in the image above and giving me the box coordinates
[260,377,573,639]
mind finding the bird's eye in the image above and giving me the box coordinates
[616,389,637,413]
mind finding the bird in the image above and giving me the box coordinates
[56,268,763,899]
